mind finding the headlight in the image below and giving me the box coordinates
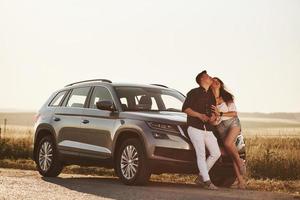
[236,134,245,151]
[146,121,180,134]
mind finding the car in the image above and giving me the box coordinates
[32,79,246,186]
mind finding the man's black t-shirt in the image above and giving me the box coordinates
[182,86,216,131]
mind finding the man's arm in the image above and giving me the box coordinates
[183,108,210,122]
[182,89,210,122]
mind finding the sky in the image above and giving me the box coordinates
[0,0,299,113]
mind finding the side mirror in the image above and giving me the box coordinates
[96,100,116,111]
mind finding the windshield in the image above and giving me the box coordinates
[114,86,185,112]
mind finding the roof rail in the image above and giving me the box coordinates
[65,79,112,87]
[151,84,168,88]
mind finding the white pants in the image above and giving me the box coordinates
[188,126,221,182]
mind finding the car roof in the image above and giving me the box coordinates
[53,81,185,100]
[63,81,174,91]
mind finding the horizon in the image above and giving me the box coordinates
[0,108,300,115]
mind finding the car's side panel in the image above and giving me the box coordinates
[79,109,119,159]
[54,107,85,156]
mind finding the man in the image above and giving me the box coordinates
[182,70,221,190]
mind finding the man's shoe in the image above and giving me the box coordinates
[203,181,218,190]
[194,175,204,186]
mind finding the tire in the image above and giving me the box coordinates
[209,165,236,187]
[115,138,151,185]
[35,135,63,177]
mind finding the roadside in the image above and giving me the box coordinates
[0,159,299,197]
[0,168,297,200]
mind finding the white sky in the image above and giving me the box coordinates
[0,0,299,112]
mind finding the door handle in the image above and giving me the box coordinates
[53,117,61,122]
[82,119,89,124]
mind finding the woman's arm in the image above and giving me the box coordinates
[211,102,238,117]
[221,111,237,117]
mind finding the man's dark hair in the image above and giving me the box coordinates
[195,70,207,84]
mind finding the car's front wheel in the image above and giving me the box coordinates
[209,165,237,187]
[116,138,151,185]
[35,135,63,177]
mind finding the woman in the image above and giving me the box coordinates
[210,77,246,189]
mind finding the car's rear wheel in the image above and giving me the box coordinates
[116,138,151,185]
[36,135,63,177]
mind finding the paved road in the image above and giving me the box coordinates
[0,168,295,200]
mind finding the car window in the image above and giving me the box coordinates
[161,94,182,111]
[135,95,158,110]
[49,91,67,107]
[66,87,90,108]
[89,86,113,109]
[114,86,185,112]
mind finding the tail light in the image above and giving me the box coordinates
[34,113,40,123]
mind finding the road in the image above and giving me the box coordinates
[0,168,295,200]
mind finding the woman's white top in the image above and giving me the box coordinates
[216,101,237,123]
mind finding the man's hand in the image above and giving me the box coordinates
[209,113,217,122]
[197,113,209,122]
[208,113,219,125]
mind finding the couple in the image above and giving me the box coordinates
[182,70,246,190]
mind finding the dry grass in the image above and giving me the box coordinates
[246,137,300,180]
[0,136,32,159]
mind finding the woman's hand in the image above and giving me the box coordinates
[211,105,220,116]
[209,113,219,125]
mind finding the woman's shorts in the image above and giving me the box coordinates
[216,117,241,140]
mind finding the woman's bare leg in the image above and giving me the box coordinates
[223,126,246,187]
[232,158,245,188]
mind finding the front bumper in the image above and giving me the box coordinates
[144,124,246,174]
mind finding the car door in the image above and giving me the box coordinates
[54,86,92,156]
[79,86,119,159]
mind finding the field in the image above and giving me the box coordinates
[0,112,300,194]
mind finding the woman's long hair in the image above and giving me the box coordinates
[214,77,234,104]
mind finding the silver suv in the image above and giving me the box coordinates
[33,79,245,186]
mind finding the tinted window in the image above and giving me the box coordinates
[134,95,158,110]
[89,86,113,109]
[49,91,67,107]
[66,87,90,108]
[114,86,185,112]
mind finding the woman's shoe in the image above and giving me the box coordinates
[238,183,246,190]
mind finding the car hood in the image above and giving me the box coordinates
[119,111,187,125]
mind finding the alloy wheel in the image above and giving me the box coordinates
[120,145,139,180]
